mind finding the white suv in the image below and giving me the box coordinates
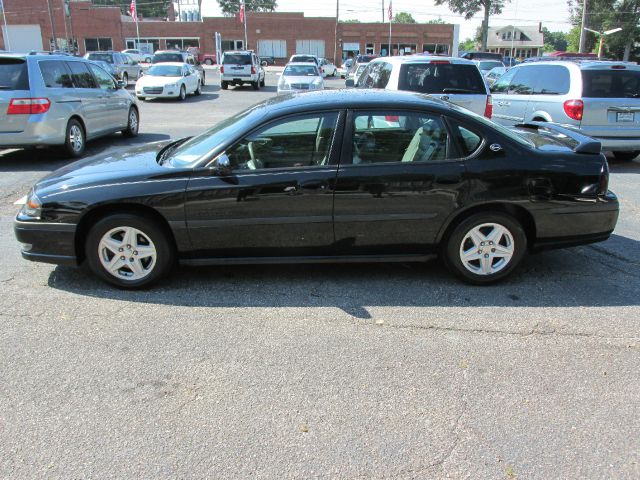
[220,51,265,90]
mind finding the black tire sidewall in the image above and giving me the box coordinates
[613,151,639,161]
[85,213,173,289]
[179,85,186,100]
[64,119,85,158]
[221,81,228,90]
[444,212,526,285]
[123,107,139,137]
[122,72,128,85]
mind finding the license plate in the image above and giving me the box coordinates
[617,112,634,122]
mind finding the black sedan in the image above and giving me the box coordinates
[14,90,619,288]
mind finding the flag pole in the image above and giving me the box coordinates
[388,1,392,56]
[243,0,248,49]
[1,0,11,51]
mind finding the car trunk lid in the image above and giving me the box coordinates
[0,58,31,134]
[580,66,640,137]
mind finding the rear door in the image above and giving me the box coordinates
[223,53,252,79]
[65,60,104,135]
[396,61,489,116]
[333,109,467,254]
[0,58,31,137]
[491,66,536,126]
[579,66,640,138]
[88,63,128,131]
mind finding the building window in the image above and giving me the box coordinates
[221,40,244,52]
[84,38,112,52]
[366,43,374,55]
[165,38,200,50]
[398,43,416,55]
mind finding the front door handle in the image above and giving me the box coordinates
[435,174,462,185]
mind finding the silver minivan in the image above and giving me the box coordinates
[350,56,493,118]
[84,51,142,85]
[491,60,640,161]
[0,53,139,157]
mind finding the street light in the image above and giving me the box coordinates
[584,27,623,60]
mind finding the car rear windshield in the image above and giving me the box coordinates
[291,56,316,63]
[153,53,183,63]
[223,54,251,65]
[284,65,319,76]
[581,69,640,98]
[86,53,114,64]
[398,63,486,95]
[0,58,29,90]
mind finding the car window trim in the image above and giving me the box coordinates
[444,117,487,161]
[199,109,346,171]
[341,108,462,167]
[37,59,75,89]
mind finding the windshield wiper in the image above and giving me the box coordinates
[0,85,13,89]
[441,88,478,94]
[157,137,192,165]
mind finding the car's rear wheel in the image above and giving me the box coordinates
[63,119,86,158]
[260,76,265,87]
[122,107,139,137]
[252,80,260,90]
[145,57,151,63]
[85,214,174,288]
[200,72,205,85]
[221,81,228,90]
[195,81,202,95]
[613,151,639,161]
[443,212,526,285]
[204,58,213,65]
[178,85,186,101]
[122,72,128,85]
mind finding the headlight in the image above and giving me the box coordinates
[166,83,177,89]
[20,191,42,218]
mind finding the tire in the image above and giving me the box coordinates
[613,151,639,161]
[145,57,151,63]
[260,75,265,87]
[122,107,139,138]
[221,81,228,90]
[122,72,128,85]
[178,84,186,101]
[200,71,205,85]
[442,212,527,285]
[252,80,260,90]
[204,58,213,65]
[194,81,202,96]
[63,118,86,158]
[85,213,174,289]
[137,96,146,101]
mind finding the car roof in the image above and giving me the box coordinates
[514,60,640,71]
[148,62,186,67]
[1,52,89,61]
[370,55,477,66]
[224,51,252,55]
[286,62,319,67]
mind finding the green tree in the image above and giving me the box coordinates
[542,27,568,52]
[394,12,417,23]
[92,0,172,18]
[434,0,510,50]
[426,17,446,24]
[459,38,477,51]
[217,0,277,16]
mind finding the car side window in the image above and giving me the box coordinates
[352,111,449,164]
[375,62,393,89]
[88,64,116,90]
[455,125,483,156]
[490,68,517,93]
[225,112,340,170]
[508,67,538,95]
[39,60,74,88]
[534,65,570,95]
[66,61,98,88]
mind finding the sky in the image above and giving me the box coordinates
[200,0,574,41]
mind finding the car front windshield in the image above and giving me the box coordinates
[147,65,182,77]
[284,65,318,76]
[167,107,265,167]
[87,53,113,63]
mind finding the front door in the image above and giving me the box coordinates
[184,111,343,258]
[333,109,468,255]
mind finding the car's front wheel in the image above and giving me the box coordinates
[122,72,128,85]
[85,213,174,288]
[178,84,186,101]
[221,81,228,90]
[122,107,139,137]
[443,212,526,285]
[63,118,86,158]
[613,151,639,161]
[194,81,202,95]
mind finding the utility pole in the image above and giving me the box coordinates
[579,0,588,53]
[46,0,58,50]
[334,0,339,64]
[382,0,384,23]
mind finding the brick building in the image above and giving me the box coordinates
[1,0,458,63]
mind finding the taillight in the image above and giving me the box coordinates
[251,66,256,74]
[430,60,451,65]
[598,162,609,195]
[484,95,493,119]
[563,99,584,121]
[7,98,51,115]
[220,65,224,74]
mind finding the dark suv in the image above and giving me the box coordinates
[151,50,205,85]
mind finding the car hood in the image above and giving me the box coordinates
[281,75,321,84]
[35,140,174,195]
[136,75,182,87]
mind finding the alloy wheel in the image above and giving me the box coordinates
[69,124,84,153]
[98,226,157,281]
[459,222,515,275]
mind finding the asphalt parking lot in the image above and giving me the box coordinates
[1,70,639,478]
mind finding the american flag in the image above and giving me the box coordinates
[239,0,245,23]
[388,0,392,21]
[129,0,137,22]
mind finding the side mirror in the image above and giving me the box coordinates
[116,80,126,89]
[213,153,232,176]
[345,79,355,88]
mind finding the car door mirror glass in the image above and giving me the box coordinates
[213,153,232,176]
